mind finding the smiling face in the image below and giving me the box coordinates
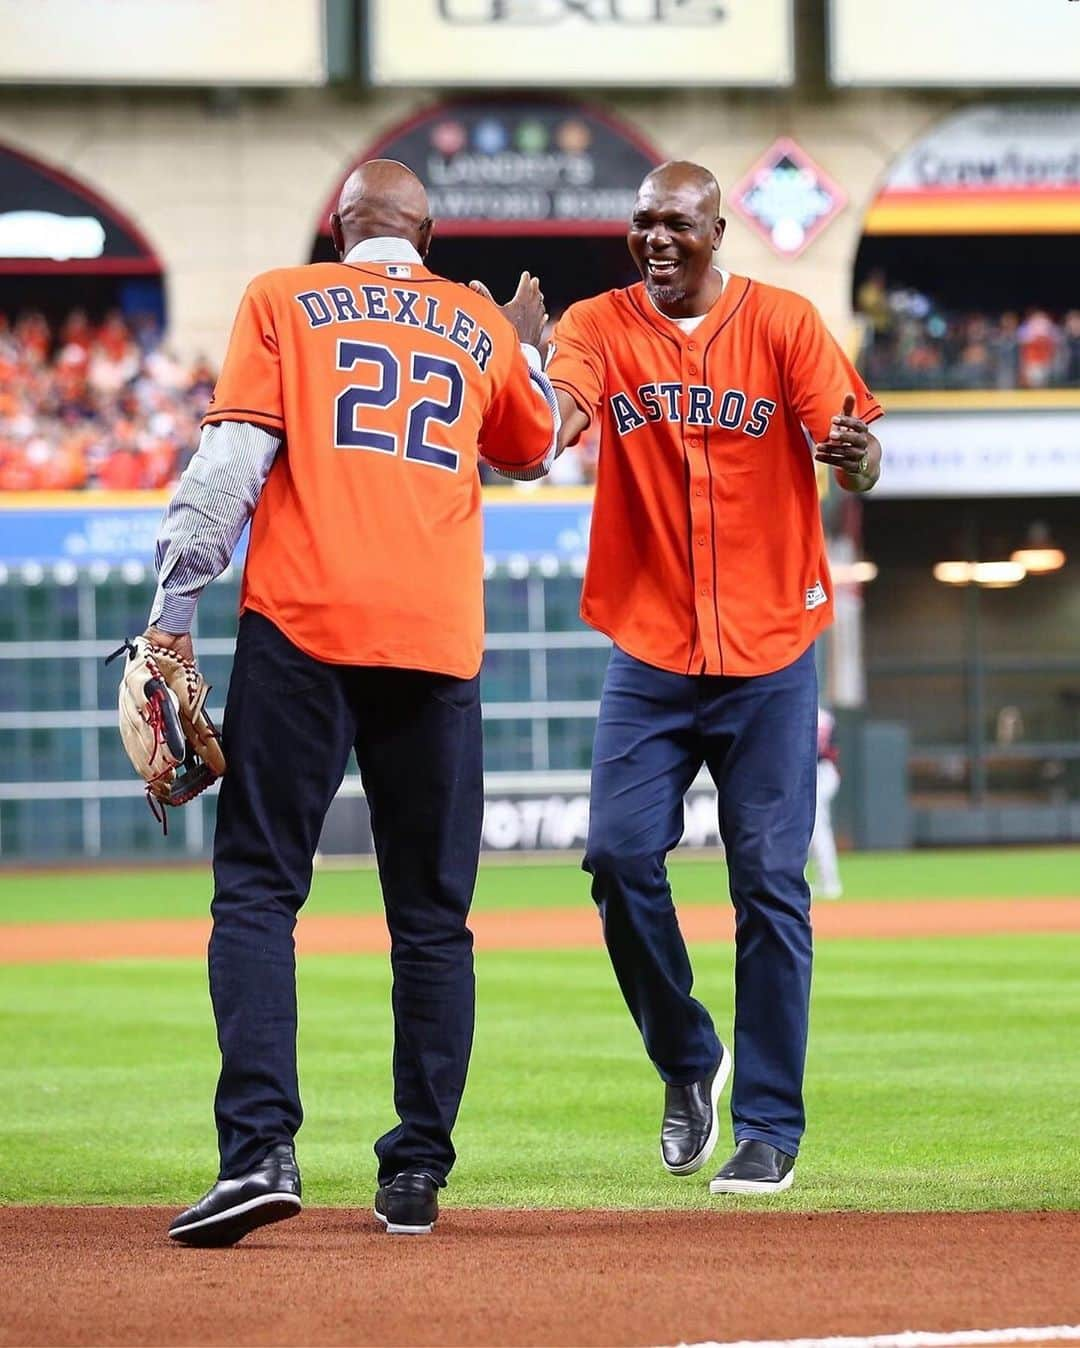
[627,164,725,316]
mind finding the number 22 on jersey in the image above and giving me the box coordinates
[334,338,465,473]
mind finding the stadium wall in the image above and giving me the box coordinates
[0,86,937,356]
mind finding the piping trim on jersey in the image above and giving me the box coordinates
[203,408,285,425]
[699,277,754,676]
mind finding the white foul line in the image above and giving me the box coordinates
[674,1327,1080,1348]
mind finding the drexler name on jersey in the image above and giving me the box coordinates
[610,383,778,439]
[294,282,496,374]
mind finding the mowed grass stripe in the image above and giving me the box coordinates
[1,932,1077,1211]
[2,846,1079,925]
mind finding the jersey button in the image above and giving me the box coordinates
[696,536,706,547]
[695,487,704,497]
[688,364,699,375]
[699,585,709,596]
[687,341,697,351]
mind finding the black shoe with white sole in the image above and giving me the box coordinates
[374,1171,440,1235]
[709,1139,795,1194]
[168,1143,302,1247]
[660,1045,732,1176]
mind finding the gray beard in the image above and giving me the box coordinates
[644,276,687,307]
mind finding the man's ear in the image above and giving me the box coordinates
[417,217,434,260]
[329,212,345,260]
[713,216,726,251]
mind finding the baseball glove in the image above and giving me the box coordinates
[108,636,226,830]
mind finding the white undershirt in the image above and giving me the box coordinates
[649,268,730,334]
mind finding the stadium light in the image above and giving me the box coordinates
[1011,547,1065,573]
[831,559,878,584]
[933,561,974,585]
[972,561,1027,587]
[1011,523,1066,574]
[932,560,1028,587]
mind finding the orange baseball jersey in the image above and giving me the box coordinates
[202,259,555,677]
[547,276,883,677]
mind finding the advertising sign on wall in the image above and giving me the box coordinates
[729,139,847,258]
[863,104,1080,236]
[316,101,661,238]
[367,0,794,87]
[0,497,595,567]
[830,0,1080,87]
[319,783,724,856]
[869,409,1080,499]
[0,0,327,85]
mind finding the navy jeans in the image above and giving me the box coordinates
[209,611,482,1185]
[584,644,817,1158]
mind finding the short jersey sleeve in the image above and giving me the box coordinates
[546,300,607,422]
[782,299,883,445]
[201,282,285,433]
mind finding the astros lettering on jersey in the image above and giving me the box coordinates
[203,259,554,677]
[547,276,883,676]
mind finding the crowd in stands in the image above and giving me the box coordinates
[855,270,1080,391]
[0,310,213,491]
[0,308,597,492]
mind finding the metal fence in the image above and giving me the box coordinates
[0,565,611,859]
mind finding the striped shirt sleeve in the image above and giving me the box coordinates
[149,420,282,633]
[487,345,562,482]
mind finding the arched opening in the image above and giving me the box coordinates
[850,104,1080,839]
[0,144,204,493]
[852,104,1080,393]
[0,143,165,328]
[310,98,662,329]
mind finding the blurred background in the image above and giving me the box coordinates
[1,0,1078,862]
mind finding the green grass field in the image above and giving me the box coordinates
[3,844,1078,924]
[1,849,1078,1213]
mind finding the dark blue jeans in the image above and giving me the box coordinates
[209,611,482,1186]
[584,644,817,1158]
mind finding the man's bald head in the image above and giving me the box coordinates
[637,161,722,219]
[330,159,434,260]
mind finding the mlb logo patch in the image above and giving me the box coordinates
[386,264,412,278]
[805,582,827,610]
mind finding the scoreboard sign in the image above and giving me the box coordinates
[0,0,327,85]
[367,0,794,87]
[830,0,1080,86]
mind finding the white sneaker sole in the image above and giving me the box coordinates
[373,1206,434,1236]
[709,1168,795,1195]
[662,1047,733,1177]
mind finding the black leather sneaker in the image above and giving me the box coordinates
[168,1143,302,1247]
[709,1139,795,1194]
[374,1171,440,1235]
[660,1045,732,1176]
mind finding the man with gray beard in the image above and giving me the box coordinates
[543,161,884,1194]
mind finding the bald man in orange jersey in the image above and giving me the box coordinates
[546,162,882,1195]
[151,162,559,1245]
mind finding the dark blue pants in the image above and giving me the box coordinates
[584,644,817,1158]
[209,611,482,1186]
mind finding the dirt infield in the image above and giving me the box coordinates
[3,896,1080,964]
[2,1208,1078,1347]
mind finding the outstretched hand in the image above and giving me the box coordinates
[813,393,880,488]
[469,271,548,348]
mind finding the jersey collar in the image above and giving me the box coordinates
[628,273,750,348]
[343,237,424,264]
